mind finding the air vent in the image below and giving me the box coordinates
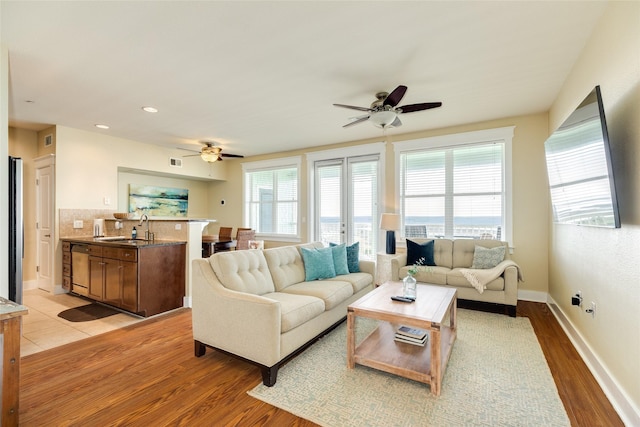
[169,157,182,168]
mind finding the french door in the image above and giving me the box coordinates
[313,154,380,260]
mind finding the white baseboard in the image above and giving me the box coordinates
[517,289,547,302]
[547,296,640,427]
[183,296,192,308]
[22,279,38,291]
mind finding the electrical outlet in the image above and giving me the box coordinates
[73,220,83,229]
[175,224,182,230]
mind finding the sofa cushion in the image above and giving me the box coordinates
[262,292,325,333]
[209,250,275,295]
[326,272,372,293]
[281,280,354,310]
[447,268,505,291]
[406,239,436,266]
[301,247,337,281]
[330,244,350,276]
[264,246,307,291]
[452,239,508,268]
[471,245,506,269]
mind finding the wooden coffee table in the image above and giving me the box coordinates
[347,281,457,396]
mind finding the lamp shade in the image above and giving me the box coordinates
[380,213,400,231]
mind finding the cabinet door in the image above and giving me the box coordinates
[88,256,105,301]
[104,257,122,307]
[120,261,138,312]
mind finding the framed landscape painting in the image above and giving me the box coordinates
[128,184,189,217]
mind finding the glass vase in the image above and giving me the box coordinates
[402,274,417,300]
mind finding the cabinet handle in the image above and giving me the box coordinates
[44,234,51,237]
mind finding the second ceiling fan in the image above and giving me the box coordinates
[334,85,442,129]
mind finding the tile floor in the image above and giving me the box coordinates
[21,289,143,357]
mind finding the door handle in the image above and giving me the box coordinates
[44,234,51,237]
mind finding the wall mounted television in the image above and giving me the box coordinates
[544,85,621,228]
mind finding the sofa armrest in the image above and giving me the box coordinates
[503,264,519,306]
[358,259,375,278]
[191,259,282,367]
[390,253,408,281]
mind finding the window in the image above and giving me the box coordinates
[243,157,301,239]
[394,127,513,243]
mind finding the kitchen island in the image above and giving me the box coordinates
[61,237,186,317]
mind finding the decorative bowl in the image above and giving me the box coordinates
[113,212,133,219]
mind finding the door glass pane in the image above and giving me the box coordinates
[317,162,342,245]
[350,159,377,260]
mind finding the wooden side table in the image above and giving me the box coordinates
[1,298,28,426]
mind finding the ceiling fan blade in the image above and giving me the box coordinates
[182,153,201,158]
[398,102,442,113]
[383,85,407,107]
[343,116,370,128]
[220,153,244,158]
[333,103,373,112]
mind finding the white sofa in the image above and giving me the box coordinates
[390,238,520,316]
[192,242,375,386]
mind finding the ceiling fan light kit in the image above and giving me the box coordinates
[334,84,442,129]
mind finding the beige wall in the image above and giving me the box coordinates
[216,112,551,296]
[547,2,640,422]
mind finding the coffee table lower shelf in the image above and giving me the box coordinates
[352,321,456,389]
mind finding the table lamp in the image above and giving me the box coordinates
[380,213,400,254]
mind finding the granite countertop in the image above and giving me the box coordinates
[61,236,187,248]
[0,297,28,320]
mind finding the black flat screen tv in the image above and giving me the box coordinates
[544,85,620,228]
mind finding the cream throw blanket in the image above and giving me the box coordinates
[459,260,523,293]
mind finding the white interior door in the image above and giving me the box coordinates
[35,155,55,292]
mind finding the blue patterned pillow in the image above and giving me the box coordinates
[331,242,360,273]
[301,247,336,281]
[471,245,506,269]
[330,243,350,276]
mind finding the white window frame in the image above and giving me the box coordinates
[393,126,514,246]
[242,156,302,242]
[306,142,386,244]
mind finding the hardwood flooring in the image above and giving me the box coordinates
[18,301,623,426]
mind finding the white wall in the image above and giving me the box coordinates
[548,2,640,423]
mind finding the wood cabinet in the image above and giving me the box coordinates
[66,240,186,317]
[62,241,72,291]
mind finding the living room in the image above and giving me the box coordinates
[1,1,639,425]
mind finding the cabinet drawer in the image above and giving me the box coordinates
[62,276,71,291]
[63,251,71,264]
[88,245,103,256]
[62,241,71,251]
[62,263,71,276]
[103,247,138,261]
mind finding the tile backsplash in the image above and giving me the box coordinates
[59,209,189,241]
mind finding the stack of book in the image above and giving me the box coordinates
[394,325,428,346]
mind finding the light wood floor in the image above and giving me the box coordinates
[19,301,623,426]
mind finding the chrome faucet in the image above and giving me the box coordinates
[138,213,150,240]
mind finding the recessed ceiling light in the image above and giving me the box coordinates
[142,106,158,113]
[95,124,110,129]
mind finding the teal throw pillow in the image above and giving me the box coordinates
[331,241,360,273]
[301,246,336,281]
[330,243,350,276]
[406,239,436,266]
[471,245,506,269]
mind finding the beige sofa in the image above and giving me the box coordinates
[390,238,520,316]
[191,242,375,386]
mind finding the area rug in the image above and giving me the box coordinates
[248,309,569,427]
[58,303,120,322]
